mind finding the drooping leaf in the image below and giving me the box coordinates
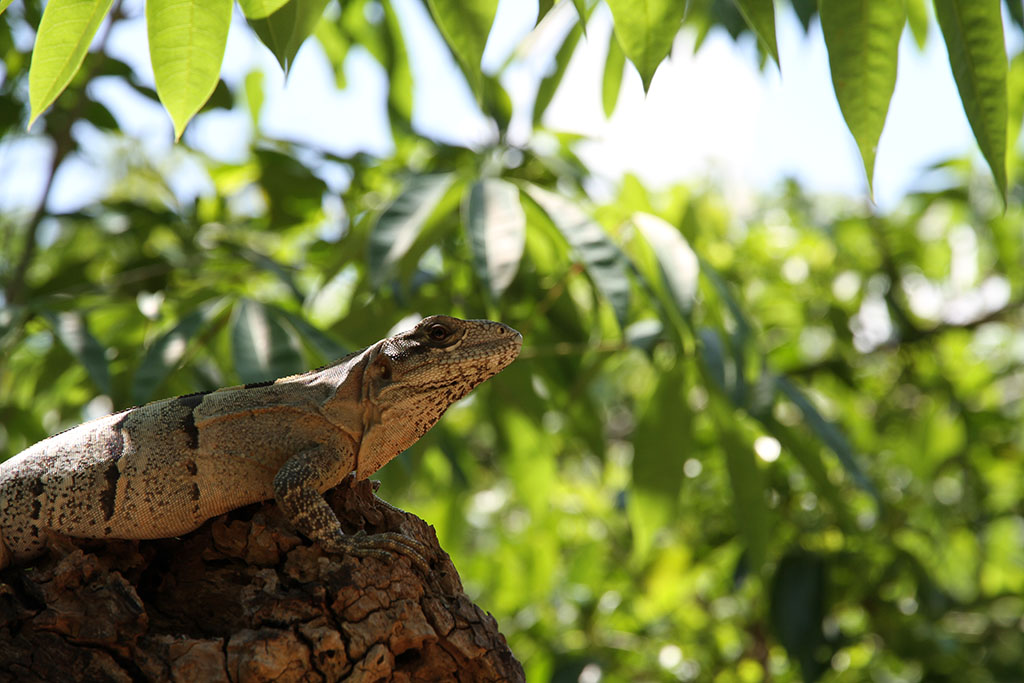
[770,552,830,682]
[820,0,904,192]
[533,21,583,125]
[147,0,232,140]
[464,179,526,299]
[248,0,330,74]
[933,0,1008,202]
[230,300,305,384]
[132,308,210,404]
[776,376,878,498]
[278,310,348,363]
[524,184,631,326]
[537,0,555,24]
[45,311,111,396]
[244,70,265,127]
[1007,0,1024,32]
[731,0,779,65]
[604,0,687,91]
[905,0,930,49]
[602,28,626,117]
[424,0,498,97]
[28,0,115,127]
[382,0,414,124]
[631,212,699,316]
[790,0,817,31]
[238,0,290,19]
[368,173,456,287]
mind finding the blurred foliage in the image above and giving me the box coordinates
[3,1,1024,681]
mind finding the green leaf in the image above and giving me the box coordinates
[45,311,111,396]
[572,0,588,26]
[713,402,770,571]
[230,300,305,384]
[934,0,1008,202]
[604,0,687,91]
[731,0,779,65]
[905,0,930,49]
[132,309,209,404]
[631,212,699,316]
[368,173,456,287]
[820,0,904,192]
[28,0,115,128]
[464,179,526,299]
[537,0,555,24]
[602,28,626,117]
[424,0,498,97]
[238,0,290,19]
[629,368,690,560]
[0,0,14,16]
[147,0,232,140]
[524,184,631,326]
[534,22,582,125]
[770,552,830,682]
[248,0,330,75]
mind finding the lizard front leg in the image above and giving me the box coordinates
[272,445,430,572]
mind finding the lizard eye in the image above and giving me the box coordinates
[427,323,451,342]
[376,358,392,380]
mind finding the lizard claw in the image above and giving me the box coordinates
[324,531,432,574]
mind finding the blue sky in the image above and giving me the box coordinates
[0,0,1012,214]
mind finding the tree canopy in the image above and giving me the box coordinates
[2,1,1024,681]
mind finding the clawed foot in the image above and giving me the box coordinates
[323,530,431,574]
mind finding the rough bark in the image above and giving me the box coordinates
[0,477,524,682]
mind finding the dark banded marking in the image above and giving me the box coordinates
[176,391,211,449]
[99,416,128,522]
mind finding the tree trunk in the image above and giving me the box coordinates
[0,477,524,682]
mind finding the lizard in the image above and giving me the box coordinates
[0,315,521,570]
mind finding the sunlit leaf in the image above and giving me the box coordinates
[147,0,232,140]
[45,311,111,395]
[244,70,264,127]
[905,0,929,49]
[602,28,626,117]
[465,179,526,299]
[238,0,290,19]
[632,212,699,316]
[0,0,13,16]
[604,0,686,91]
[28,0,115,127]
[820,0,904,191]
[524,184,631,326]
[934,0,1008,202]
[424,0,498,96]
[368,173,456,287]
[731,0,779,65]
[230,300,305,383]
[248,0,329,74]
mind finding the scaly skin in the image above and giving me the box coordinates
[0,315,522,569]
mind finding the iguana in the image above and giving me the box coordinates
[0,315,521,570]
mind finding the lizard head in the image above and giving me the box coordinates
[355,315,522,479]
